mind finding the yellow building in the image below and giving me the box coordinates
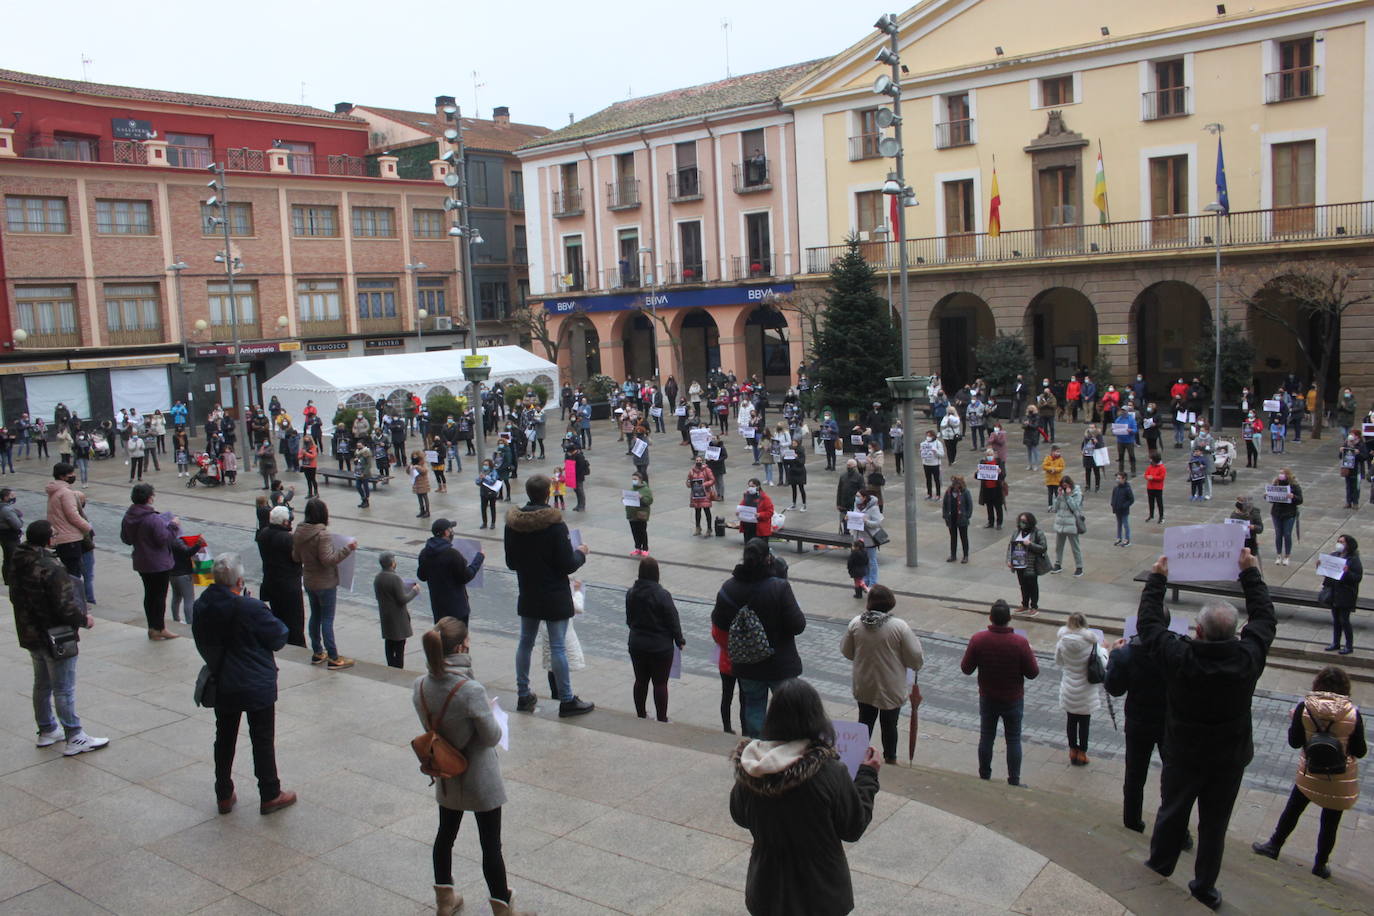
[784,0,1374,405]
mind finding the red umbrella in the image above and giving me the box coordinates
[907,681,924,762]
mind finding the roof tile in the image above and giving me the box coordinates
[359,106,551,153]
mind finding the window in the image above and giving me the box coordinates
[1040,76,1075,107]
[15,285,77,335]
[202,202,253,236]
[678,221,703,279]
[509,171,524,210]
[851,109,882,160]
[51,134,98,161]
[356,279,398,319]
[1149,155,1189,241]
[1272,140,1316,233]
[855,190,884,238]
[469,161,489,207]
[104,283,161,332]
[615,152,636,181]
[673,141,700,198]
[165,133,212,169]
[95,199,153,235]
[278,141,315,174]
[559,162,578,195]
[1145,59,1188,119]
[1270,37,1317,101]
[207,281,257,325]
[516,279,529,306]
[413,209,445,239]
[291,205,338,237]
[478,281,509,321]
[741,129,768,187]
[351,207,395,238]
[745,212,771,273]
[513,225,527,264]
[297,280,342,321]
[1038,166,1078,226]
[938,93,973,148]
[943,180,976,257]
[416,276,447,315]
[5,196,68,233]
[563,236,584,291]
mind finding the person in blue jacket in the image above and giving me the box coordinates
[1115,405,1139,477]
[819,409,840,471]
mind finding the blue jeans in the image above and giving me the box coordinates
[17,439,29,459]
[1116,513,1131,542]
[1174,422,1186,445]
[763,464,774,485]
[1026,444,1039,467]
[81,548,95,603]
[75,456,89,482]
[31,650,81,737]
[739,677,784,738]
[977,696,1024,783]
[0,450,12,473]
[865,546,879,587]
[355,476,370,502]
[1274,515,1297,556]
[306,587,338,657]
[516,616,571,701]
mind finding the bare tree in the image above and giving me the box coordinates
[777,287,829,365]
[1242,261,1371,438]
[508,302,570,363]
[643,307,684,384]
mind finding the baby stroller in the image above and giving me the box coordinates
[187,452,224,488]
[1211,439,1238,484]
[92,437,111,460]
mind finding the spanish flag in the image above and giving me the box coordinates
[1093,148,1109,223]
[988,169,1001,238]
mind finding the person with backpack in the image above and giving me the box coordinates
[710,538,807,738]
[413,617,532,916]
[1251,665,1366,881]
[1055,612,1106,766]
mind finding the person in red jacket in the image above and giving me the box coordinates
[710,622,745,733]
[960,599,1040,786]
[1065,378,1083,423]
[1144,453,1167,523]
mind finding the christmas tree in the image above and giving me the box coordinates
[812,238,901,421]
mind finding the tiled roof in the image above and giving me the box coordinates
[0,68,363,122]
[519,59,827,150]
[359,106,551,153]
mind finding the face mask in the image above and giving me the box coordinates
[985,452,994,460]
[746,487,758,495]
[632,479,641,487]
[65,476,76,485]
[483,465,492,472]
[1236,502,1245,510]
[1278,475,1288,482]
[1019,521,1031,531]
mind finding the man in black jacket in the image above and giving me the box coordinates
[710,538,806,738]
[256,507,305,647]
[835,460,865,535]
[504,474,592,717]
[417,518,484,623]
[193,552,295,816]
[1138,549,1275,910]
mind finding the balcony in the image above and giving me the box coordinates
[17,329,81,349]
[24,139,146,164]
[550,267,587,293]
[167,144,213,168]
[668,168,703,201]
[106,326,164,346]
[604,266,641,290]
[552,188,584,218]
[607,178,640,210]
[848,134,882,161]
[803,200,1374,273]
[509,190,525,211]
[935,119,975,149]
[1141,87,1190,120]
[208,318,261,340]
[359,315,403,335]
[513,247,528,265]
[1266,66,1319,103]
[298,317,349,338]
[663,261,710,284]
[730,253,775,280]
[732,159,771,193]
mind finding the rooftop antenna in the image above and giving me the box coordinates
[80,53,93,81]
[300,82,306,105]
[721,19,732,77]
[472,71,486,118]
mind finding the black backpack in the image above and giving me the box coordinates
[1303,706,1347,776]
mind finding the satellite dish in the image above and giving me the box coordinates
[878,136,901,158]
[443,172,461,188]
[875,108,896,128]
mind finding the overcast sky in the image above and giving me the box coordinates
[6,0,872,129]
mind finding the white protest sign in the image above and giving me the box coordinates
[690,428,713,451]
[737,505,759,523]
[832,720,871,778]
[976,464,1000,481]
[1093,447,1110,467]
[846,511,866,532]
[1265,485,1293,503]
[1143,417,1155,429]
[889,427,902,440]
[739,425,756,439]
[1317,553,1347,580]
[331,534,357,591]
[1163,523,1247,582]
[670,644,682,679]
[1224,517,1251,532]
[424,449,439,465]
[1112,423,1129,436]
[650,407,662,417]
[489,697,510,750]
[781,448,797,461]
[631,437,649,458]
[675,405,687,416]
[705,446,722,461]
[1174,411,1188,422]
[851,435,864,446]
[1363,423,1374,437]
[568,528,583,551]
[1263,399,1282,412]
[454,538,484,588]
[1122,614,1191,639]
[621,489,641,507]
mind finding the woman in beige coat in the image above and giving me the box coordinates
[290,498,357,669]
[839,585,924,764]
[1252,666,1367,878]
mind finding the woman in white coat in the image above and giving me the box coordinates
[1055,612,1105,766]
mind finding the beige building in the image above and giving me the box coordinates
[784,0,1374,404]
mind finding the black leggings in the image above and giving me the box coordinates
[303,467,317,497]
[480,492,499,527]
[1147,490,1164,519]
[433,468,446,489]
[1067,712,1091,752]
[139,569,170,630]
[629,519,649,551]
[694,507,713,529]
[416,493,429,516]
[434,806,509,901]
[790,483,807,506]
[720,673,744,732]
[384,639,405,668]
[984,500,1004,527]
[1269,784,1343,865]
[629,648,674,721]
[1082,459,1100,491]
[1245,440,1259,467]
[923,465,942,497]
[948,525,969,559]
[858,702,900,761]
[1016,569,1040,610]
[1331,607,1354,650]
[824,440,837,469]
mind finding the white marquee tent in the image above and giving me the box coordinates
[262,346,558,430]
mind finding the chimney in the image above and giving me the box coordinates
[435,94,457,117]
[334,102,353,114]
[492,106,510,125]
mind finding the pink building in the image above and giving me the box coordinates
[516,61,821,388]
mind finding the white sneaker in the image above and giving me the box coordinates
[62,732,109,756]
[35,728,64,748]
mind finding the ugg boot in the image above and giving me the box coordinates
[489,890,535,915]
[434,884,461,916]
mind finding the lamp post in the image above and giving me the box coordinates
[1204,201,1225,432]
[167,260,191,371]
[203,162,251,451]
[405,261,429,346]
[440,103,488,451]
[874,11,920,568]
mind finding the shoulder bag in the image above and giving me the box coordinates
[412,679,471,788]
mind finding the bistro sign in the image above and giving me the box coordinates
[542,282,795,315]
[365,337,404,350]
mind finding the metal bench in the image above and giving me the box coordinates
[1131,570,1374,612]
[316,471,392,488]
[771,526,856,554]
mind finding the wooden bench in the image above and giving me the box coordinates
[1131,571,1374,612]
[317,471,392,488]
[772,526,856,554]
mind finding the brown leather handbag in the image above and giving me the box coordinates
[412,679,469,787]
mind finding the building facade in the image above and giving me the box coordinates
[783,0,1374,402]
[516,61,822,389]
[0,69,473,428]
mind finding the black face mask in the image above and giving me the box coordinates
[65,476,77,485]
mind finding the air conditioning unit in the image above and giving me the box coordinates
[434,316,453,331]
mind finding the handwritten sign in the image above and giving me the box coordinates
[489,697,510,750]
[889,427,902,440]
[1123,614,1191,639]
[739,426,756,439]
[424,449,439,465]
[851,435,863,446]
[781,448,797,461]
[631,437,648,458]
[1142,417,1155,429]
[1263,399,1282,413]
[331,534,357,591]
[1093,447,1110,467]
[1112,423,1130,436]
[1224,517,1252,532]
[1317,553,1347,580]
[705,446,721,461]
[649,407,662,417]
[846,511,866,532]
[621,489,641,508]
[483,478,504,494]
[675,405,687,416]
[1163,523,1247,582]
[832,719,871,778]
[1265,485,1293,503]
[737,505,758,523]
[976,464,1000,481]
[690,428,713,452]
[670,644,682,679]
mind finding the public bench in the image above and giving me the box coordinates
[1131,571,1374,612]
[771,526,856,554]
[317,470,392,488]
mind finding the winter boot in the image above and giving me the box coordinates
[490,890,535,915]
[434,884,461,916]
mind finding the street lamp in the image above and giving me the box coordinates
[405,261,429,345]
[1204,200,1225,432]
[167,260,192,372]
[203,162,251,449]
[440,103,486,450]
[872,10,920,568]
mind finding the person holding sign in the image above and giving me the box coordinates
[1269,468,1303,565]
[623,473,653,557]
[977,449,1006,529]
[687,457,717,536]
[1114,406,1138,477]
[476,459,501,530]
[1339,435,1365,508]
[1241,410,1263,468]
[840,585,924,765]
[630,427,651,483]
[1080,425,1105,493]
[1229,496,1263,562]
[624,557,684,722]
[1006,512,1050,614]
[1318,534,1362,654]
[819,409,839,471]
[1139,549,1276,912]
[852,490,885,588]
[737,479,775,543]
[728,678,879,916]
[919,431,946,500]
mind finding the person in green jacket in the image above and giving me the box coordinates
[626,472,654,557]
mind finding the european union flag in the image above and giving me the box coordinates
[1215,137,1230,216]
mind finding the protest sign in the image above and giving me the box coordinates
[889,427,902,440]
[1317,553,1347,580]
[781,448,797,461]
[1112,423,1129,436]
[331,534,357,591]
[846,511,866,532]
[631,438,649,458]
[739,425,755,439]
[851,434,864,446]
[1223,517,1251,532]
[737,505,758,523]
[489,697,510,750]
[1265,485,1292,503]
[976,464,1000,481]
[424,450,439,465]
[563,459,578,489]
[483,478,504,494]
[675,405,687,416]
[832,720,870,778]
[1123,614,1191,639]
[690,428,713,451]
[705,446,721,461]
[454,538,484,588]
[1163,523,1247,582]
[621,490,641,507]
[1263,399,1282,413]
[1363,423,1374,438]
[650,407,662,418]
[1093,447,1110,467]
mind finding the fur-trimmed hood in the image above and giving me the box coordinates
[731,739,838,798]
[505,503,563,533]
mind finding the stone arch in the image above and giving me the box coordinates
[1024,287,1098,383]
[929,292,996,393]
[1131,281,1209,397]
[610,309,657,380]
[1247,275,1340,400]
[563,316,601,384]
[673,308,721,384]
[739,305,791,387]
[385,388,412,415]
